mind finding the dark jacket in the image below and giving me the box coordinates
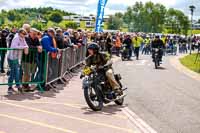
[123,38,132,48]
[106,37,112,48]
[22,36,40,63]
[55,34,65,49]
[151,39,165,49]
[0,33,7,48]
[7,32,15,48]
[86,52,110,68]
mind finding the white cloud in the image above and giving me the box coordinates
[0,0,199,18]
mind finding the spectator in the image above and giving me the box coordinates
[22,28,42,92]
[82,33,88,46]
[115,34,122,57]
[106,33,113,57]
[41,28,58,53]
[22,24,31,34]
[0,29,9,73]
[63,32,78,48]
[73,32,82,47]
[7,28,29,94]
[132,35,143,60]
[55,28,65,49]
[41,28,59,90]
[7,27,17,48]
[34,31,45,89]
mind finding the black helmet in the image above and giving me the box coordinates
[2,29,8,34]
[155,35,160,39]
[87,43,99,52]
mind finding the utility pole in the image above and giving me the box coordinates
[189,5,195,54]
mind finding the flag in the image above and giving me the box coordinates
[95,0,108,32]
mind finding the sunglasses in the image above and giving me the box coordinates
[21,32,26,36]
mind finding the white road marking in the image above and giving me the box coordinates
[123,107,158,133]
[125,62,134,66]
[136,60,147,66]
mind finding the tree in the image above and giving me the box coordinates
[198,19,200,23]
[7,11,16,21]
[107,14,123,30]
[0,15,5,25]
[65,22,78,29]
[123,7,134,31]
[115,12,123,18]
[123,1,166,32]
[166,8,189,34]
[49,11,63,23]
[31,20,44,30]
[182,16,190,35]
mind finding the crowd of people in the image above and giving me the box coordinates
[0,24,200,94]
[0,24,89,94]
[90,32,200,59]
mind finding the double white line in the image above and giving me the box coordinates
[123,107,158,133]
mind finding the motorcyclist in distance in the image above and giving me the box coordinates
[151,35,165,62]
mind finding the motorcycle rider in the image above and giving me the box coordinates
[151,35,165,62]
[85,43,121,94]
[123,34,132,60]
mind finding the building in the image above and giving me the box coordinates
[63,14,108,28]
[63,15,95,21]
[192,23,200,30]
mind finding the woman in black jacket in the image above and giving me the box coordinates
[0,30,9,73]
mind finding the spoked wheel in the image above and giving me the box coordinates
[84,86,103,111]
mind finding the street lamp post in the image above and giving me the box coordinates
[189,5,195,54]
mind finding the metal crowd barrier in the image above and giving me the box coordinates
[0,48,47,92]
[46,45,86,85]
[0,46,86,92]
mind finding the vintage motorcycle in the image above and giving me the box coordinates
[80,64,127,111]
[121,44,130,61]
[152,48,162,69]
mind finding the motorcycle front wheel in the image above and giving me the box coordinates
[154,58,159,69]
[84,86,103,111]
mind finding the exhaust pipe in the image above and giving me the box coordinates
[122,87,128,91]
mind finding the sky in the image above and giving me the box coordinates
[0,0,199,20]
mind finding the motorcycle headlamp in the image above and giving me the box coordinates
[83,67,92,76]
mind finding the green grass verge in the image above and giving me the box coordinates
[180,53,200,73]
[188,30,200,35]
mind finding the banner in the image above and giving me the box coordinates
[95,0,108,32]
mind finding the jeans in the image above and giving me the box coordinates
[0,51,6,71]
[34,53,46,89]
[34,54,44,82]
[116,47,121,56]
[134,47,140,59]
[126,46,132,58]
[8,59,20,88]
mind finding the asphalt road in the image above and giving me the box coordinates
[114,54,200,133]
[0,68,137,133]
